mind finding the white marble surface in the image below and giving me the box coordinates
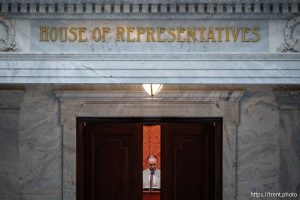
[0,59,300,84]
[29,20,269,53]
[15,20,31,53]
[237,92,280,199]
[18,86,62,197]
[279,110,300,195]
[0,112,20,200]
[0,18,298,84]
[10,19,289,54]
[276,93,300,195]
[0,91,24,200]
[269,20,286,53]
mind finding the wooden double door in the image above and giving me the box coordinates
[77,118,222,200]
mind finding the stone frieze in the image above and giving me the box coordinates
[282,17,300,52]
[0,16,16,52]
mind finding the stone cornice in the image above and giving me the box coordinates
[0,53,300,61]
[1,2,299,19]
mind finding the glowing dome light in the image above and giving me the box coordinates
[142,84,163,97]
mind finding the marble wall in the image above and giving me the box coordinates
[18,86,62,200]
[277,93,300,196]
[0,91,23,200]
[0,111,20,200]
[237,92,280,199]
[279,109,300,195]
[0,87,299,200]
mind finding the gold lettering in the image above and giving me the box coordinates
[79,27,87,42]
[68,27,77,42]
[231,27,241,42]
[167,28,176,42]
[49,27,58,42]
[251,27,260,42]
[187,27,196,42]
[39,26,49,42]
[242,27,251,42]
[146,27,156,42]
[38,25,261,45]
[198,27,207,42]
[207,27,216,42]
[225,27,230,42]
[157,27,166,42]
[127,27,135,42]
[102,27,111,42]
[116,27,125,42]
[59,27,68,42]
[176,27,186,42]
[92,27,101,42]
[136,27,146,42]
[215,27,224,42]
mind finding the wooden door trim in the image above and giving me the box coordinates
[76,117,222,200]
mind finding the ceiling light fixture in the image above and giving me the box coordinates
[142,84,163,97]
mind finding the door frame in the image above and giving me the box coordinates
[77,117,222,200]
[55,90,244,200]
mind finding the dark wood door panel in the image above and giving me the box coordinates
[93,139,130,199]
[162,121,222,200]
[77,121,142,200]
[77,118,222,200]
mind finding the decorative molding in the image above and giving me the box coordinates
[1,59,299,84]
[282,17,300,52]
[0,0,299,3]
[54,91,246,103]
[0,16,17,52]
[1,53,300,61]
[0,2,299,19]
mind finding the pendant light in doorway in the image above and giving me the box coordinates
[143,84,163,97]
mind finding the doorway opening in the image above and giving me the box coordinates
[77,118,222,200]
[143,125,161,200]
